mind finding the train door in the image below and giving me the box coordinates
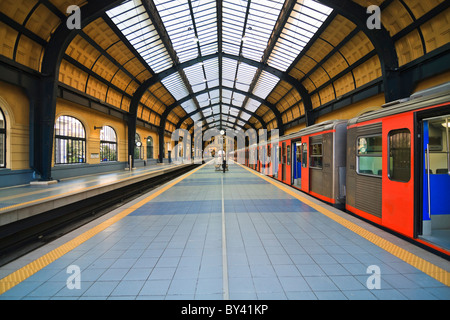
[301,137,309,193]
[286,142,292,185]
[420,112,450,249]
[282,142,286,182]
[278,143,283,179]
[292,141,302,187]
[382,113,415,238]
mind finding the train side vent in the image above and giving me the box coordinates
[381,98,410,108]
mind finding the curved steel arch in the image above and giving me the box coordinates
[317,0,406,102]
[36,0,125,180]
[189,112,257,132]
[178,102,267,130]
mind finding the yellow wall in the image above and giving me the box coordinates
[55,99,160,165]
[136,127,158,160]
[316,93,386,123]
[0,81,29,170]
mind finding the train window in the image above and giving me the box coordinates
[147,136,154,159]
[134,133,142,160]
[357,135,382,176]
[287,145,291,165]
[296,145,301,163]
[278,146,282,164]
[302,143,307,168]
[310,143,323,169]
[54,115,86,164]
[388,129,411,182]
[100,126,117,162]
[0,108,5,168]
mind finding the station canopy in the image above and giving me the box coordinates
[106,0,332,132]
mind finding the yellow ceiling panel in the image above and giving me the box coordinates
[339,31,374,65]
[86,77,107,102]
[420,9,450,53]
[106,88,122,109]
[382,0,414,36]
[403,0,444,19]
[0,21,18,60]
[309,67,330,90]
[319,84,335,105]
[83,18,120,50]
[320,14,356,47]
[25,4,60,42]
[59,59,88,92]
[1,0,38,25]
[110,70,132,93]
[15,35,43,71]
[333,72,356,98]
[353,55,382,88]
[92,55,119,82]
[66,35,100,69]
[322,52,349,79]
[395,29,424,66]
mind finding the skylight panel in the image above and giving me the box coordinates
[253,71,280,99]
[241,0,283,61]
[193,0,218,56]
[185,63,207,93]
[240,113,251,121]
[267,0,333,71]
[181,100,197,114]
[161,72,189,100]
[222,0,247,56]
[154,0,196,63]
[235,63,258,92]
[244,98,260,112]
[106,0,173,73]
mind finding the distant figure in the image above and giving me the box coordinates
[222,156,226,173]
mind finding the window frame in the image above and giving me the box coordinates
[301,143,308,168]
[388,128,411,183]
[309,142,323,169]
[100,126,118,162]
[356,134,382,177]
[54,115,86,165]
[146,136,154,160]
[134,133,142,160]
[0,108,6,168]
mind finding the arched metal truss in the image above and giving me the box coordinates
[2,0,449,179]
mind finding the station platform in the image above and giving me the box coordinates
[0,162,191,227]
[0,161,449,300]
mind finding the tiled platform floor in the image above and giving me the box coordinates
[0,162,449,300]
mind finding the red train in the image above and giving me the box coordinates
[233,83,450,257]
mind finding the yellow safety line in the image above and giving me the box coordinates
[238,163,450,287]
[0,163,207,295]
[0,165,185,213]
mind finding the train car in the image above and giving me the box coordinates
[285,120,348,208]
[346,83,450,253]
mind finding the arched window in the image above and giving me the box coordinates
[134,133,142,160]
[55,115,86,164]
[100,126,117,162]
[147,136,153,159]
[0,108,5,168]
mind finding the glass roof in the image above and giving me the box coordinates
[107,0,333,131]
